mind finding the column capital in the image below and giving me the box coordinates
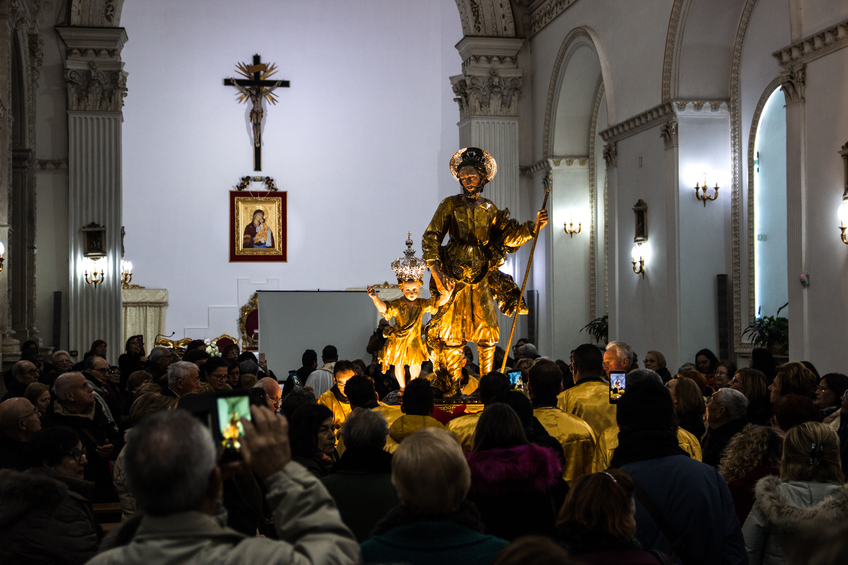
[451,36,524,120]
[660,116,678,149]
[603,142,618,169]
[56,26,128,112]
[780,65,805,105]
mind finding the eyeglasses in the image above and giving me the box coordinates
[69,447,87,464]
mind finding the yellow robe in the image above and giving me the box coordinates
[317,388,352,434]
[532,406,596,484]
[461,375,479,396]
[590,425,704,472]
[556,380,617,439]
[384,415,445,454]
[446,412,481,452]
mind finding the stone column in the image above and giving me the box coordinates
[57,26,127,363]
[450,37,524,350]
[603,142,619,340]
[781,65,807,361]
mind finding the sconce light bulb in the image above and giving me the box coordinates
[839,201,848,226]
[0,241,4,256]
[631,244,640,261]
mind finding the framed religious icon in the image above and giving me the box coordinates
[82,222,107,259]
[229,191,287,262]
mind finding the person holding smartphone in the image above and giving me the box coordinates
[557,344,617,439]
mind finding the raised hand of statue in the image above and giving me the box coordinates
[536,209,549,232]
[430,263,455,296]
[441,277,456,295]
[366,286,377,298]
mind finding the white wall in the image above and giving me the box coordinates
[120,0,463,346]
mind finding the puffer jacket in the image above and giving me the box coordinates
[742,476,848,565]
[0,468,100,564]
[384,415,444,453]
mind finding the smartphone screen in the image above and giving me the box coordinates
[609,371,626,404]
[507,370,523,387]
[217,394,251,455]
[258,352,266,364]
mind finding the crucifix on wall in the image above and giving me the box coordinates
[224,54,290,171]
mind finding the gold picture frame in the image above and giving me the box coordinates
[229,191,286,262]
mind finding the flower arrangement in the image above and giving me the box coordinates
[204,338,220,357]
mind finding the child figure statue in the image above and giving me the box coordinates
[367,234,454,396]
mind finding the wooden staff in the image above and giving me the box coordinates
[500,188,550,373]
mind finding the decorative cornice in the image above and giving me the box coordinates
[519,156,587,176]
[602,142,617,169]
[599,99,730,144]
[772,16,848,68]
[36,160,69,171]
[68,0,124,27]
[779,65,805,105]
[452,36,524,120]
[57,27,129,112]
[455,0,516,37]
[29,32,43,83]
[528,0,582,37]
[456,36,524,69]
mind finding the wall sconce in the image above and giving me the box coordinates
[83,259,105,288]
[631,244,646,278]
[0,240,4,272]
[695,173,719,206]
[839,142,848,244]
[121,259,133,288]
[563,213,582,238]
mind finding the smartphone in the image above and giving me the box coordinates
[258,352,266,364]
[609,371,626,404]
[507,370,523,388]
[180,390,254,462]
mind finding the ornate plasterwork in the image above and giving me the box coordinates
[660,117,678,149]
[779,65,805,105]
[57,26,128,112]
[36,160,69,170]
[528,0,582,37]
[455,0,516,37]
[68,0,125,27]
[602,142,617,169]
[729,0,759,355]
[661,0,687,101]
[589,82,604,320]
[772,16,848,68]
[28,32,43,83]
[520,156,587,176]
[451,37,524,120]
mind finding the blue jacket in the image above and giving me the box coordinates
[361,520,507,565]
[622,454,748,565]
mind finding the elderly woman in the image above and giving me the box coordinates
[24,382,51,416]
[644,350,671,383]
[718,424,782,524]
[715,360,738,389]
[667,375,706,439]
[558,469,671,563]
[464,403,561,541]
[768,362,818,405]
[361,427,508,564]
[289,404,337,478]
[198,357,232,393]
[815,373,848,427]
[0,427,100,563]
[731,368,771,426]
[743,422,848,565]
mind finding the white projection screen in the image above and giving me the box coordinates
[256,290,387,379]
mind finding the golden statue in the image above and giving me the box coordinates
[367,235,454,396]
[423,148,548,396]
[221,411,242,451]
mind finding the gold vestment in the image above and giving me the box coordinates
[590,425,704,472]
[317,389,351,434]
[378,296,438,373]
[533,406,596,484]
[446,412,481,452]
[556,380,617,439]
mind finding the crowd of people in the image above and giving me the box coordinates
[1,334,847,565]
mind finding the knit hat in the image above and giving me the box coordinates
[616,378,675,431]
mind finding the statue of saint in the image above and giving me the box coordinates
[422,147,548,396]
[367,236,454,397]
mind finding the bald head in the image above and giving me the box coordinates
[0,397,41,441]
[54,372,95,412]
[254,377,281,411]
[12,360,39,387]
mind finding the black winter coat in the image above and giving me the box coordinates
[0,468,100,564]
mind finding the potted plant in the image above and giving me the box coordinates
[582,315,608,345]
[742,303,789,355]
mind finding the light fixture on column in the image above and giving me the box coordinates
[121,259,133,288]
[0,240,4,272]
[695,173,719,207]
[839,142,848,244]
[83,258,105,288]
[563,213,582,238]
[631,244,646,278]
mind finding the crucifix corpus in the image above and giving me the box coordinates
[224,54,290,171]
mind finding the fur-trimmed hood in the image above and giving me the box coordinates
[465,444,561,496]
[754,475,848,531]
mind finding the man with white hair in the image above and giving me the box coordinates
[162,361,199,398]
[89,408,360,564]
[254,376,282,412]
[701,387,749,467]
[0,397,41,470]
[146,347,172,385]
[603,341,633,378]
